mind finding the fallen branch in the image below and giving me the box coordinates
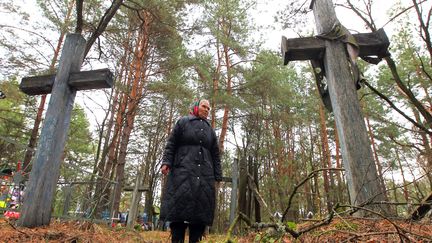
[238,212,252,226]
[8,221,31,237]
[226,214,240,242]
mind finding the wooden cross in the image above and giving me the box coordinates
[282,28,389,111]
[17,33,113,227]
[282,0,390,215]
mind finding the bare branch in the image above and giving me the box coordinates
[0,24,56,51]
[382,0,428,28]
[84,0,124,58]
[281,168,344,222]
[363,80,432,135]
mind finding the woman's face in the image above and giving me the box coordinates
[198,100,211,119]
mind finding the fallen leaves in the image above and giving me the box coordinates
[0,217,430,242]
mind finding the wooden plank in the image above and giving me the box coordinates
[229,158,239,224]
[282,36,325,65]
[20,68,113,95]
[127,171,142,228]
[69,68,113,91]
[282,28,390,65]
[123,186,148,192]
[20,74,55,95]
[354,29,390,57]
[62,185,73,216]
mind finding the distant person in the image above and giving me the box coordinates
[160,99,222,243]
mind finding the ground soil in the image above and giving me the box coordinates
[0,217,431,242]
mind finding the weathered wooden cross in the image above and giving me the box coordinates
[17,33,113,227]
[282,0,390,215]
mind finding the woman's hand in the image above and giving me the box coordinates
[161,164,170,175]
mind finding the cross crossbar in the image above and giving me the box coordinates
[20,68,113,95]
[123,186,149,192]
[282,28,390,65]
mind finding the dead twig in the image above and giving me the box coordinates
[338,205,411,242]
[281,168,344,222]
[342,231,399,243]
[8,221,31,237]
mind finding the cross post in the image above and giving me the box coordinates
[17,33,113,227]
[282,0,390,216]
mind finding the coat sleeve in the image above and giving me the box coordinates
[162,118,183,168]
[211,129,223,181]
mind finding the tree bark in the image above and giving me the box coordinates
[218,41,233,153]
[318,100,332,213]
[112,14,151,216]
[365,110,388,201]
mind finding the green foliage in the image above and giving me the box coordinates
[133,223,143,231]
[61,104,94,181]
[285,221,297,230]
[0,77,36,169]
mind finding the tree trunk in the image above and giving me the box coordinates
[112,13,152,216]
[253,160,261,222]
[364,111,388,200]
[238,156,248,229]
[395,149,409,202]
[218,44,233,153]
[334,119,346,204]
[318,100,332,213]
[229,158,239,224]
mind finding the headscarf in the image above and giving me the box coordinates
[190,99,201,117]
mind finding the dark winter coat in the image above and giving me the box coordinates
[160,115,222,225]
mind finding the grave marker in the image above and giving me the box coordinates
[17,33,113,227]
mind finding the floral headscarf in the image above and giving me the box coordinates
[190,99,201,117]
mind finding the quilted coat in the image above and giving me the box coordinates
[160,115,222,225]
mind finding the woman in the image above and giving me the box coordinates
[160,99,222,243]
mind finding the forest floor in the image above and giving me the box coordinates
[0,217,431,242]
